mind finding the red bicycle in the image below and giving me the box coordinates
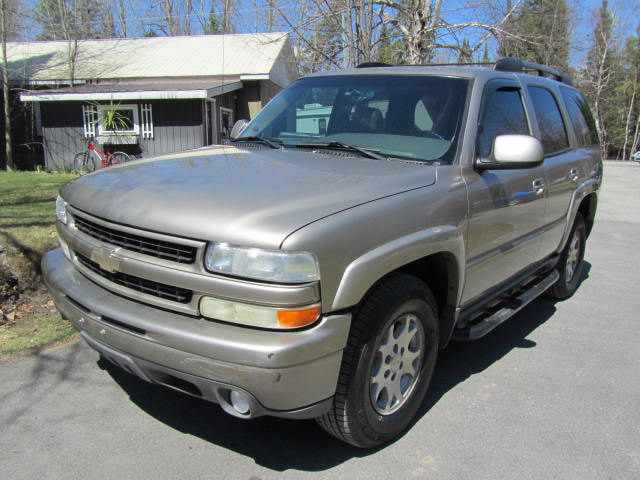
[74,142,132,173]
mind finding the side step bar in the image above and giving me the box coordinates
[453,270,559,341]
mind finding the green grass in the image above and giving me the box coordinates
[1,171,79,358]
[0,313,77,357]
[0,171,78,257]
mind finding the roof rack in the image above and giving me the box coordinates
[355,61,492,69]
[494,57,573,85]
[354,57,573,85]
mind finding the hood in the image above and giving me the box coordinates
[62,146,437,249]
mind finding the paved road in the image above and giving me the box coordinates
[2,163,639,480]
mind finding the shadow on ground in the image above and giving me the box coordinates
[105,265,591,472]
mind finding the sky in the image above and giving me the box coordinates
[20,0,640,68]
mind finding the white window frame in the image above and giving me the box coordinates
[97,104,140,136]
[141,103,154,139]
[82,103,98,138]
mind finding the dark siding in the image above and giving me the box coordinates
[40,99,204,170]
[138,100,204,158]
[41,102,85,170]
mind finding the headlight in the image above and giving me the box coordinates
[55,195,68,225]
[204,243,320,283]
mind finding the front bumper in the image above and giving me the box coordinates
[43,249,350,419]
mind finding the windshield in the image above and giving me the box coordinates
[240,75,469,163]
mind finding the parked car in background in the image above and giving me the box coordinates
[44,58,602,448]
[633,151,640,162]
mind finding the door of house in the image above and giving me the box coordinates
[219,107,234,143]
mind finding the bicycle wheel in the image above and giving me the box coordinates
[109,152,131,166]
[74,152,98,173]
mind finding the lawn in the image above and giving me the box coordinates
[0,171,79,359]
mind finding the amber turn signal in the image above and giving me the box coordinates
[277,304,321,328]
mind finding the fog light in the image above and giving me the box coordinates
[200,296,320,329]
[230,390,251,415]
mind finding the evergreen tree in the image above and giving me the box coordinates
[458,38,472,63]
[482,44,491,63]
[499,0,570,70]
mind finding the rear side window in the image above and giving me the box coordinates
[477,87,530,158]
[560,87,599,146]
[528,86,570,154]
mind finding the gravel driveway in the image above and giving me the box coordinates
[1,162,639,480]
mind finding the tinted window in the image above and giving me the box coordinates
[528,86,570,154]
[560,87,599,146]
[477,87,529,158]
[243,75,469,163]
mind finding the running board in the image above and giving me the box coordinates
[453,270,559,341]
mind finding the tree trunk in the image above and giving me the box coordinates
[0,0,13,171]
[622,85,636,160]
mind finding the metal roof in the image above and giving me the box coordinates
[7,33,294,87]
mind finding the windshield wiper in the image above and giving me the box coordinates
[293,141,386,160]
[232,136,282,149]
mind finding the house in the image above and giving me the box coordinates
[9,33,296,170]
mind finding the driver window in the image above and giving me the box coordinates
[477,87,530,159]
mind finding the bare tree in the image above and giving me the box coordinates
[162,0,180,35]
[0,0,21,170]
[117,0,128,36]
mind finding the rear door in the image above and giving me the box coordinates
[462,79,548,304]
[525,83,589,256]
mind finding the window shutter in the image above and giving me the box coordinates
[82,104,97,138]
[141,103,154,139]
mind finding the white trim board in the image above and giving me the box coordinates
[21,90,210,102]
[20,81,244,102]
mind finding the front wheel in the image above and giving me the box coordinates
[547,212,586,300]
[316,274,439,448]
[108,151,131,166]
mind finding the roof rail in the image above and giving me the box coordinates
[494,57,573,85]
[355,61,493,68]
[356,62,392,68]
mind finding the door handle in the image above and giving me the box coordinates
[568,168,579,182]
[532,178,545,196]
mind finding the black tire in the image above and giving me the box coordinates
[316,274,439,448]
[109,152,131,166]
[547,212,587,300]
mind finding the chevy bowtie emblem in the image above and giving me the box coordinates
[90,246,122,273]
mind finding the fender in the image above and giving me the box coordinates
[330,225,466,312]
[556,176,598,253]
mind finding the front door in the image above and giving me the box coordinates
[462,79,548,304]
[219,107,234,143]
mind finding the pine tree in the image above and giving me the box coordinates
[499,0,570,70]
[457,38,472,63]
[482,44,491,63]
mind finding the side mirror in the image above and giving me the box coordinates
[476,134,544,170]
[230,119,249,140]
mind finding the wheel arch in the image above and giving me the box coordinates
[578,192,597,238]
[331,227,464,349]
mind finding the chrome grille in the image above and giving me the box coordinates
[73,214,197,264]
[75,252,193,304]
